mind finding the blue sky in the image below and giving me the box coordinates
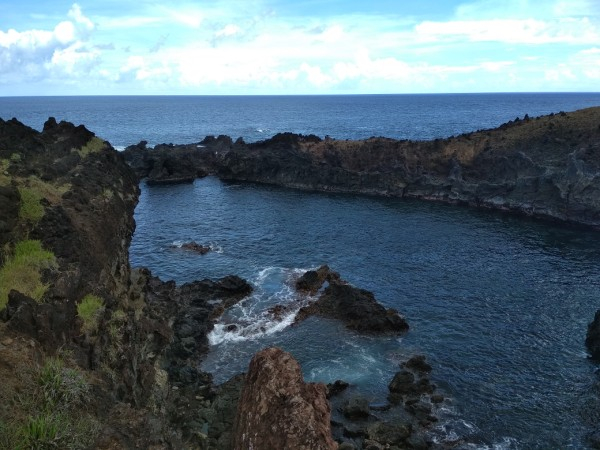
[0,0,598,95]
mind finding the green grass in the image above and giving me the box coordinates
[0,240,56,309]
[77,137,105,157]
[0,357,98,450]
[0,159,10,185]
[18,187,44,223]
[38,357,89,410]
[25,176,70,205]
[77,294,104,334]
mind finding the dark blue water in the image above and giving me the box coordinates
[3,94,600,447]
[1,93,600,148]
[130,177,600,449]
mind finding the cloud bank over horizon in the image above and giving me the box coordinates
[0,0,598,95]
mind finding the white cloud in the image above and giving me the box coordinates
[0,3,96,83]
[415,18,599,44]
[1,0,600,94]
[215,24,242,38]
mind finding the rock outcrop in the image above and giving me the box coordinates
[123,107,600,228]
[295,266,410,334]
[232,347,338,450]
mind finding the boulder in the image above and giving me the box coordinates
[402,355,432,373]
[367,421,412,446]
[388,369,434,405]
[342,396,370,420]
[232,347,337,450]
[327,379,350,398]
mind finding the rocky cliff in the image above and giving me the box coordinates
[0,117,254,449]
[124,107,600,228]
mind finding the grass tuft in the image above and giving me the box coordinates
[18,187,44,223]
[0,159,10,185]
[77,294,104,334]
[25,176,71,205]
[0,357,98,449]
[0,240,56,309]
[77,137,105,157]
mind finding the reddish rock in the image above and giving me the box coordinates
[233,347,338,450]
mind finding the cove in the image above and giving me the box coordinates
[130,176,600,448]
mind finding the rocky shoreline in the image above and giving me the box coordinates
[1,109,600,449]
[123,107,600,229]
[0,117,453,449]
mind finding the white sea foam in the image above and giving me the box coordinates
[207,266,314,346]
[208,242,223,253]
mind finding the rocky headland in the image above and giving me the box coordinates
[0,117,257,449]
[124,106,600,228]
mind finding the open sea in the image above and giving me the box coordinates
[2,93,600,448]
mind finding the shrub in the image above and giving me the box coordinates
[0,159,9,185]
[77,294,104,334]
[0,240,56,309]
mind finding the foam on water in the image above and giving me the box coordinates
[207,266,314,346]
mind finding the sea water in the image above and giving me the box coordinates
[2,93,600,448]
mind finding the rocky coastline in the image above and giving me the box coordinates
[0,117,452,449]
[1,108,600,449]
[123,106,600,229]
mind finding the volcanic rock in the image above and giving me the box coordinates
[296,264,341,294]
[124,107,600,228]
[232,347,337,450]
[179,241,211,254]
[296,281,409,335]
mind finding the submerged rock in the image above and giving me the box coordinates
[586,310,600,360]
[232,347,337,450]
[178,241,211,254]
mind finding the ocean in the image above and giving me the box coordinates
[2,93,600,448]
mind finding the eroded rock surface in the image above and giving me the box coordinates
[233,347,338,450]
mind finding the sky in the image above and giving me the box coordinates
[0,0,599,95]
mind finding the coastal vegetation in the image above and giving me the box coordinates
[76,136,105,157]
[0,355,98,450]
[0,240,56,309]
[17,187,44,224]
[77,294,104,334]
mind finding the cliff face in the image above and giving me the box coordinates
[124,107,600,228]
[232,347,338,450]
[0,118,253,449]
[216,108,600,227]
